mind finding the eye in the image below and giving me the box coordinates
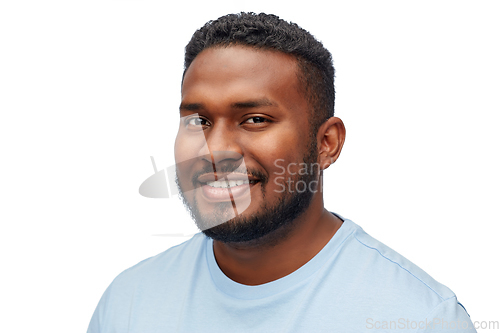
[184,116,210,129]
[244,116,269,124]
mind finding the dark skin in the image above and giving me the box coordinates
[176,46,346,285]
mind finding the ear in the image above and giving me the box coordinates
[317,117,346,170]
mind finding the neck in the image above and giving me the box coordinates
[212,198,343,285]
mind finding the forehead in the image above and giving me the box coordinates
[181,46,304,107]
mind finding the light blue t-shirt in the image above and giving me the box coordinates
[88,217,476,332]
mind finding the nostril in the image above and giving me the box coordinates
[210,151,244,164]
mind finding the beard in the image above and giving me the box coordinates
[176,137,319,245]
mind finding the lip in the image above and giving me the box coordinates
[197,172,260,183]
[200,180,259,202]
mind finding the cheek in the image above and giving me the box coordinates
[174,136,188,165]
[249,130,305,177]
[174,129,210,164]
[174,132,202,195]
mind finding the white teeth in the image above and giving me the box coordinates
[206,180,249,188]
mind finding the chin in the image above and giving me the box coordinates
[198,183,315,245]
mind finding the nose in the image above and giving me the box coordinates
[202,123,243,165]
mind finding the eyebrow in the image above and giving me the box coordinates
[179,103,203,112]
[179,98,277,112]
[231,99,277,109]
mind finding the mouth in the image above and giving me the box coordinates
[205,179,259,188]
[196,174,261,202]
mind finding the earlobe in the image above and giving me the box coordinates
[319,151,332,170]
[318,117,346,170]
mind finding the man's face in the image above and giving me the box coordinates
[175,45,319,243]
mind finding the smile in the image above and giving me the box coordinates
[206,180,258,188]
[200,179,259,202]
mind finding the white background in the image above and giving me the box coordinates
[1,0,499,331]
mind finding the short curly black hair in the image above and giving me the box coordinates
[183,12,335,135]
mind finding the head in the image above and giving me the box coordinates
[183,12,335,136]
[175,13,344,245]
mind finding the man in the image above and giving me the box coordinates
[88,12,476,332]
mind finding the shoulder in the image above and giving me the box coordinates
[335,219,463,320]
[111,233,207,288]
[350,222,455,301]
[87,234,208,331]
